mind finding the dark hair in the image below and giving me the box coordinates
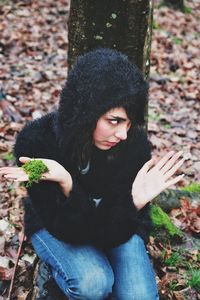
[57,48,148,168]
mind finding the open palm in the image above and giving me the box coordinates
[132,151,185,210]
[0,157,70,186]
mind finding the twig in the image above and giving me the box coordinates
[7,231,25,300]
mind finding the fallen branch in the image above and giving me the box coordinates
[7,231,25,300]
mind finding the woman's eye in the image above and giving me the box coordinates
[109,119,118,125]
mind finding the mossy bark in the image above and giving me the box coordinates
[153,189,200,213]
[68,0,153,78]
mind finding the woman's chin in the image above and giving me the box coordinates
[95,145,112,150]
[94,142,118,150]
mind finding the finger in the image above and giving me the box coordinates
[165,174,185,188]
[14,176,29,182]
[163,158,185,180]
[0,167,24,174]
[139,158,155,173]
[160,151,184,174]
[0,170,26,179]
[4,173,29,180]
[156,151,176,170]
[3,174,18,180]
[0,167,18,173]
[19,157,32,163]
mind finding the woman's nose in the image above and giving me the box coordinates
[115,126,128,140]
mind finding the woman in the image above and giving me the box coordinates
[0,48,184,300]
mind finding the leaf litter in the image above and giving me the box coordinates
[0,0,199,298]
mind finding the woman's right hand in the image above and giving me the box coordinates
[0,157,73,196]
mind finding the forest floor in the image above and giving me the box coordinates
[0,0,199,299]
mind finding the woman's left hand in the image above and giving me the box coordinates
[131,151,185,210]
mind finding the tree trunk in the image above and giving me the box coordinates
[163,0,185,11]
[154,189,200,213]
[68,0,153,79]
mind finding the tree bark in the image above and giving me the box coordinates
[68,0,153,78]
[154,189,200,213]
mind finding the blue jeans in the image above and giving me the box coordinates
[31,229,159,300]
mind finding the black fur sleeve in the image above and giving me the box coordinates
[13,115,97,241]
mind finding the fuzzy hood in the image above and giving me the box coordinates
[55,48,148,160]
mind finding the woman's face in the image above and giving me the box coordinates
[93,107,131,150]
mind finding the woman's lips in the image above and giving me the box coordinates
[105,141,118,147]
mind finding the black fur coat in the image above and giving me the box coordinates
[14,49,153,249]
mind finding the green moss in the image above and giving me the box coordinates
[22,159,49,187]
[172,37,183,45]
[165,252,182,267]
[152,20,160,30]
[150,204,182,237]
[186,269,200,292]
[181,183,200,193]
[184,6,192,14]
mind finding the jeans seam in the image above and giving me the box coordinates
[33,233,70,283]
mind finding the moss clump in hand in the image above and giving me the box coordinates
[22,159,49,187]
[150,204,183,237]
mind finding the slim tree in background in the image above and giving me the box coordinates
[68,0,153,79]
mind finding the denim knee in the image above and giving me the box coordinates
[66,267,114,300]
[109,234,159,300]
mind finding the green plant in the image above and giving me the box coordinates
[148,112,162,122]
[165,252,182,267]
[186,269,200,292]
[22,159,49,187]
[181,183,200,193]
[168,279,179,291]
[150,205,183,237]
[184,6,192,14]
[172,37,183,45]
[162,123,171,129]
[3,152,15,161]
[152,20,160,30]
